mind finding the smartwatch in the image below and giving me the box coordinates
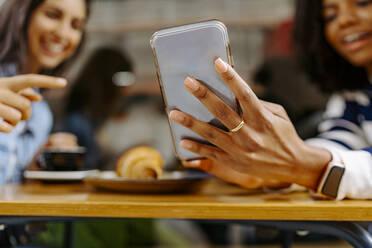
[315,150,345,199]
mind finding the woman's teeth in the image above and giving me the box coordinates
[46,43,64,53]
[344,32,370,44]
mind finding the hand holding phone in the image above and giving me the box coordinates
[151,20,238,160]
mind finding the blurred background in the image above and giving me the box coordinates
[72,0,293,82]
[65,0,293,83]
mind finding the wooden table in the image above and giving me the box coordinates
[0,179,371,247]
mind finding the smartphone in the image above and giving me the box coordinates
[150,20,238,161]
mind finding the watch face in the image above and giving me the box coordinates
[321,166,345,198]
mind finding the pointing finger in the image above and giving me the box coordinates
[0,74,67,92]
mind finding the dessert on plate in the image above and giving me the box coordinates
[116,146,164,179]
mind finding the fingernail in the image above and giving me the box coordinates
[0,120,12,133]
[215,58,228,73]
[186,160,201,168]
[57,78,67,86]
[169,110,184,123]
[180,140,193,149]
[184,77,199,92]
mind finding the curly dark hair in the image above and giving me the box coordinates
[293,0,369,93]
[0,0,91,75]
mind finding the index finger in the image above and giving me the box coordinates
[214,58,266,121]
[1,74,67,92]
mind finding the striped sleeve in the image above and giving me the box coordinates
[307,94,369,150]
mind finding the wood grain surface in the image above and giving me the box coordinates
[0,179,371,221]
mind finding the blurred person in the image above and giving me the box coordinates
[0,0,90,245]
[169,0,372,200]
[61,46,134,169]
[0,0,90,185]
[62,46,175,170]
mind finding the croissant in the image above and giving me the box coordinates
[116,146,164,179]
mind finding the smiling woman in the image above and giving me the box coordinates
[0,0,89,75]
[27,0,87,72]
[0,0,91,246]
[295,0,372,92]
[323,0,372,67]
[0,0,90,186]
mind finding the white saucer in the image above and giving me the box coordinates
[24,170,99,181]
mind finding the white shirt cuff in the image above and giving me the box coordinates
[336,150,372,200]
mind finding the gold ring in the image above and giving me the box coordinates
[229,120,245,133]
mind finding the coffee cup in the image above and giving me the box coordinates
[36,147,86,171]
